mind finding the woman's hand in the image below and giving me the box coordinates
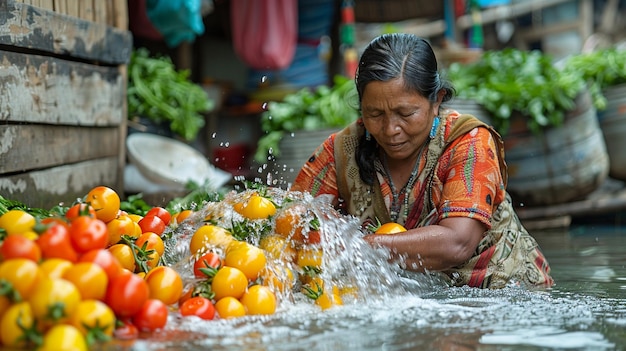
[363,217,486,272]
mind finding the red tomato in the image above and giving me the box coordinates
[105,270,149,318]
[68,216,108,253]
[36,222,79,262]
[145,207,171,226]
[137,215,165,236]
[65,203,97,221]
[132,299,168,332]
[78,249,123,281]
[193,252,222,279]
[0,235,41,262]
[180,296,216,320]
[85,186,120,223]
[113,318,138,340]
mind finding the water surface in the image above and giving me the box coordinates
[102,197,626,351]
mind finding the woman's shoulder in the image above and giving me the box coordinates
[442,110,492,141]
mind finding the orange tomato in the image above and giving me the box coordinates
[107,244,136,272]
[144,266,183,306]
[62,262,109,301]
[85,186,121,223]
[375,222,407,235]
[106,214,137,246]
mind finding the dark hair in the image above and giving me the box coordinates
[355,33,455,185]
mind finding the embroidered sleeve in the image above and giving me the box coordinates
[290,135,339,200]
[436,126,505,228]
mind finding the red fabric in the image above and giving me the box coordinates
[230,0,298,70]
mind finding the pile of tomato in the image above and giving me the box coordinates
[0,184,405,349]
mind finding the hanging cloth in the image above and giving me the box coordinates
[230,0,298,70]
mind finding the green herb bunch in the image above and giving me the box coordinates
[254,75,360,163]
[127,48,214,141]
[562,47,626,111]
[447,48,586,135]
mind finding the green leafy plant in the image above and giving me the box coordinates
[254,75,360,163]
[446,48,586,135]
[127,48,214,141]
[562,47,626,111]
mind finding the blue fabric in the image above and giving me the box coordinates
[146,0,205,47]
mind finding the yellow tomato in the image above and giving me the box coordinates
[259,234,297,263]
[0,258,43,300]
[240,285,276,315]
[296,247,323,270]
[224,242,267,281]
[211,266,248,301]
[107,244,136,272]
[39,324,88,351]
[260,265,295,295]
[0,210,35,236]
[69,299,116,339]
[0,302,37,348]
[127,213,143,223]
[233,194,276,220]
[39,258,73,279]
[189,225,233,255]
[215,296,246,319]
[29,277,81,324]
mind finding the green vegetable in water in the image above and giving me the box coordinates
[127,48,214,141]
[446,48,586,135]
[254,75,360,163]
[562,47,626,111]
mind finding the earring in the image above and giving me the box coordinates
[365,130,371,141]
[429,116,440,139]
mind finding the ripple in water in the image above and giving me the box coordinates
[125,188,620,351]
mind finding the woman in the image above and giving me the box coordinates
[291,33,553,289]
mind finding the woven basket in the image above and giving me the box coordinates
[354,0,444,23]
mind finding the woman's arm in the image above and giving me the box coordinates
[362,216,486,272]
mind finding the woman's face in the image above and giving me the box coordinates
[361,78,440,163]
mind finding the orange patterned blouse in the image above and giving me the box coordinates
[291,111,506,229]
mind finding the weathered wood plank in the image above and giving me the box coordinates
[0,0,132,64]
[92,0,107,26]
[112,0,127,30]
[52,0,65,14]
[78,0,93,22]
[0,157,122,209]
[37,0,53,10]
[0,124,120,174]
[64,0,77,18]
[0,49,124,125]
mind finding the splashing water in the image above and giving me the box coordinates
[110,188,625,351]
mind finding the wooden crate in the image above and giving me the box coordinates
[0,0,132,209]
